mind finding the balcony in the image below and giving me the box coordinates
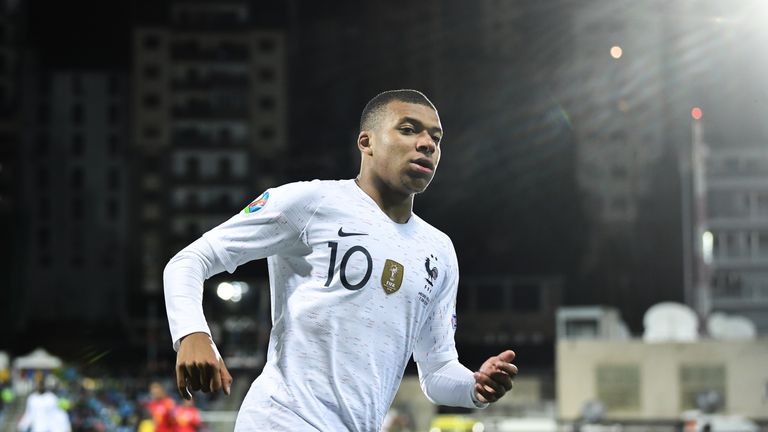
[170,45,249,63]
[171,131,249,148]
[171,73,249,91]
[172,103,249,120]
[169,172,248,187]
[712,256,768,269]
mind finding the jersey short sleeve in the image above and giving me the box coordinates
[413,237,460,365]
[202,180,322,273]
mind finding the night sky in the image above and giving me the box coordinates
[12,0,767,359]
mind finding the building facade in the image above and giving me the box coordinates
[19,70,131,325]
[132,0,286,296]
[557,339,768,421]
[705,145,768,333]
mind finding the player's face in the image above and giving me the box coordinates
[369,101,443,195]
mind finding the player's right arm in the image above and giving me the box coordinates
[163,180,322,399]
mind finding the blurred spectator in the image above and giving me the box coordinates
[17,380,71,432]
[173,399,201,432]
[145,382,175,432]
[0,381,14,426]
[137,407,156,432]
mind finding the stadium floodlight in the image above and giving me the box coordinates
[217,282,234,301]
[217,281,250,302]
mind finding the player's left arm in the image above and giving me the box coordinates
[414,239,518,407]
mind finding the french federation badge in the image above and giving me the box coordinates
[244,191,269,214]
[381,259,404,294]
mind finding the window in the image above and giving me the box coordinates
[476,283,506,312]
[71,134,84,156]
[218,128,232,144]
[37,104,49,124]
[259,38,275,52]
[611,165,628,179]
[143,34,160,49]
[218,157,232,177]
[259,96,275,110]
[108,104,120,124]
[108,134,119,155]
[186,221,199,237]
[218,193,230,207]
[565,319,599,339]
[143,126,160,139]
[143,94,160,108]
[72,197,84,219]
[679,365,725,411]
[71,169,84,189]
[596,364,640,411]
[260,127,275,140]
[259,68,275,82]
[71,255,84,267]
[106,199,119,219]
[143,65,161,79]
[37,228,50,247]
[511,284,540,312]
[108,75,120,95]
[71,104,84,124]
[108,168,120,190]
[611,197,628,211]
[37,169,49,189]
[38,194,50,220]
[185,192,199,209]
[36,133,49,155]
[186,157,199,177]
[758,232,768,257]
[71,75,83,95]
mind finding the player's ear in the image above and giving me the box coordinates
[357,131,373,156]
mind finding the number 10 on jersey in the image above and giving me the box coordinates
[324,241,373,291]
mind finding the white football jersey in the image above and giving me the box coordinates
[192,179,460,431]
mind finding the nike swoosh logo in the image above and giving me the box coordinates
[338,227,367,237]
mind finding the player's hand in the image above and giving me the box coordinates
[473,350,517,404]
[176,332,233,400]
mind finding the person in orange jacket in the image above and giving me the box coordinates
[145,382,175,432]
[173,399,201,432]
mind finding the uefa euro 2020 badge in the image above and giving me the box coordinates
[244,191,269,214]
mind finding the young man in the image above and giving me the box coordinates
[164,89,518,431]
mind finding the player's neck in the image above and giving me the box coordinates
[354,177,413,224]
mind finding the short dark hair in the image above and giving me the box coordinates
[359,89,437,131]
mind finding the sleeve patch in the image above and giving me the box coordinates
[243,191,269,214]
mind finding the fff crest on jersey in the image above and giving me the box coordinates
[381,259,404,294]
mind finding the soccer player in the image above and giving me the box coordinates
[164,89,518,431]
[145,382,175,432]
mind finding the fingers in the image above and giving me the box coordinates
[210,361,223,393]
[490,371,514,391]
[200,362,213,393]
[473,371,506,402]
[498,350,515,363]
[479,356,518,381]
[176,363,192,400]
[187,363,203,392]
[176,335,232,398]
[220,359,233,395]
[474,349,519,403]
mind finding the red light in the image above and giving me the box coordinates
[691,107,703,120]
